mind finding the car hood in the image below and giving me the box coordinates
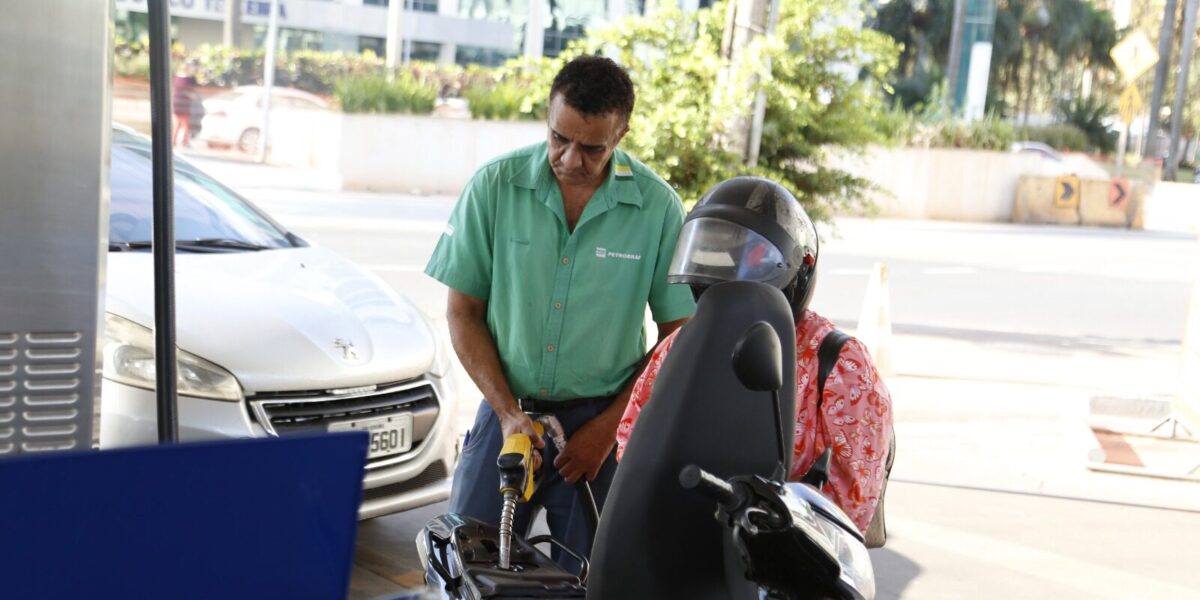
[105,247,436,395]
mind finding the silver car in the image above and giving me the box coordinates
[100,127,458,518]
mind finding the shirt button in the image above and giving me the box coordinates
[561,257,570,265]
[553,302,563,310]
[546,344,556,352]
[539,388,548,396]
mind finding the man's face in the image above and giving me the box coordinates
[547,93,629,187]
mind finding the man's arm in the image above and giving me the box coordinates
[554,317,688,483]
[446,289,543,449]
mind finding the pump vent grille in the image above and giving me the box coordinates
[0,332,85,455]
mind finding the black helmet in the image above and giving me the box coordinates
[668,176,818,319]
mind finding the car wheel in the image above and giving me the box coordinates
[238,128,261,154]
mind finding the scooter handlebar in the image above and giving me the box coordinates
[679,464,741,509]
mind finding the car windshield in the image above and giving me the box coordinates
[109,131,293,250]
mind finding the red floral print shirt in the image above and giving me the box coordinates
[616,310,893,533]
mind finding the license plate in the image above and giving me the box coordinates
[329,413,413,459]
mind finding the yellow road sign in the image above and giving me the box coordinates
[1111,31,1159,82]
[1118,84,1143,126]
[1055,175,1081,209]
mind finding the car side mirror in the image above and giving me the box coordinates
[731,321,783,393]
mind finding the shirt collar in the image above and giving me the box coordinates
[509,142,645,210]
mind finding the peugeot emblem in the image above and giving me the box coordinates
[334,338,359,361]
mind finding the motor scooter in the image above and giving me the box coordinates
[416,281,875,599]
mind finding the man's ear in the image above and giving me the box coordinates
[615,120,630,145]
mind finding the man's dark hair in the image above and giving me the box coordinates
[550,55,635,121]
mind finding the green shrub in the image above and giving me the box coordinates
[463,79,543,120]
[1057,96,1117,153]
[335,73,438,114]
[931,116,1017,151]
[1015,123,1090,153]
[282,50,385,95]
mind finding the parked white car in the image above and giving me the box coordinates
[197,86,329,153]
[101,126,458,519]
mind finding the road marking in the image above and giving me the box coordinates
[920,267,977,276]
[361,265,425,272]
[889,515,1198,598]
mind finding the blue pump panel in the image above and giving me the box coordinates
[0,432,368,599]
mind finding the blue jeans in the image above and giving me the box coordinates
[449,399,617,575]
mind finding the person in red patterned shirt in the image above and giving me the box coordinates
[615,176,894,534]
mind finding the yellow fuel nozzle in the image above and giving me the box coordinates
[497,421,544,503]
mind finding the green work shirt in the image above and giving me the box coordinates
[424,141,696,401]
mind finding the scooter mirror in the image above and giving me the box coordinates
[731,321,783,392]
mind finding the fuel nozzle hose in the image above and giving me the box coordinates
[496,421,544,570]
[537,415,600,537]
[498,490,518,569]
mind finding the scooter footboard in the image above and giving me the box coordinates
[417,514,586,599]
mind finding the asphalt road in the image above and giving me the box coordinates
[216,171,1197,346]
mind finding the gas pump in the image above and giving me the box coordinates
[0,4,364,598]
[0,1,111,455]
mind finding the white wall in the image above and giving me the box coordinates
[335,114,544,193]
[265,107,342,172]
[842,147,1043,222]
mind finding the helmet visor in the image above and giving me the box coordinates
[668,217,790,286]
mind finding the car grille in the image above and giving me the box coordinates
[248,379,440,469]
[361,460,449,503]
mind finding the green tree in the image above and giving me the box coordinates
[513,2,899,221]
[875,0,1119,121]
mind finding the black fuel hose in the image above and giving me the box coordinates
[576,480,600,537]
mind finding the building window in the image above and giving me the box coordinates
[359,36,386,56]
[455,46,514,67]
[409,41,443,62]
[542,23,586,58]
[363,0,438,11]
[255,27,324,53]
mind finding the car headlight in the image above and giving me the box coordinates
[103,313,243,401]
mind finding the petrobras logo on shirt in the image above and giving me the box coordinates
[595,247,641,261]
[444,223,456,237]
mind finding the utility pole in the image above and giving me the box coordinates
[722,0,772,163]
[746,0,781,168]
[257,0,280,164]
[386,0,405,77]
[1167,0,1199,180]
[223,0,241,48]
[945,0,966,112]
[1146,0,1179,157]
[1020,3,1050,126]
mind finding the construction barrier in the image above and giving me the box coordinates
[1012,175,1145,228]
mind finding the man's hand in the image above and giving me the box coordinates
[498,408,545,472]
[553,413,617,484]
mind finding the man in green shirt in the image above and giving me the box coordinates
[424,56,695,569]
